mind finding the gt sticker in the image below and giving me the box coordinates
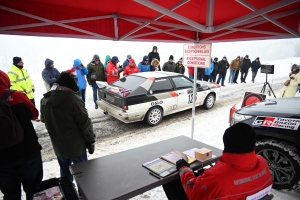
[253,116,300,130]
[151,100,163,106]
[168,105,178,111]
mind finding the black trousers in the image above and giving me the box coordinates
[162,178,188,200]
[233,70,239,83]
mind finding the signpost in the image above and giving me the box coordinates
[183,43,212,139]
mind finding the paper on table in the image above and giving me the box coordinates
[183,148,216,162]
[161,150,197,165]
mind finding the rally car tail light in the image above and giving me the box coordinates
[229,104,237,123]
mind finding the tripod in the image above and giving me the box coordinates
[261,73,276,98]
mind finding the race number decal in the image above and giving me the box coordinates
[188,94,197,104]
[253,116,300,130]
[151,100,163,106]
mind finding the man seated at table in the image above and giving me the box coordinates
[163,123,272,200]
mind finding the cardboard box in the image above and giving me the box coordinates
[195,148,212,161]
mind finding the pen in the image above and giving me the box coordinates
[149,172,161,179]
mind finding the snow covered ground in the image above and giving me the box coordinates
[1,57,300,199]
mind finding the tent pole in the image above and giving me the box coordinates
[191,66,197,139]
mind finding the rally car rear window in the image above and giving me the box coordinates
[111,75,147,91]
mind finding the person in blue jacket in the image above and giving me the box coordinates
[42,58,60,91]
[204,58,214,81]
[73,59,88,103]
[138,56,150,72]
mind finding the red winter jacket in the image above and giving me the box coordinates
[106,60,119,84]
[187,66,194,74]
[179,151,272,200]
[123,65,139,76]
[0,70,41,166]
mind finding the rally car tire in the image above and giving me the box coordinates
[145,106,163,126]
[203,93,215,109]
[256,139,300,191]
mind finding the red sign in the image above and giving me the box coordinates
[183,43,212,68]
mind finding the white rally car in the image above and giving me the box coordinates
[97,71,221,126]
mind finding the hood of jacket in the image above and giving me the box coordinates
[222,151,258,172]
[142,55,149,64]
[45,58,54,68]
[73,59,83,67]
[42,87,75,107]
[91,54,100,62]
[0,70,10,93]
[151,59,160,66]
[105,55,111,64]
[152,46,157,52]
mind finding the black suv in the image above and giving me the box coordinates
[230,97,300,191]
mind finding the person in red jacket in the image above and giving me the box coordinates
[106,56,120,84]
[163,123,272,200]
[187,66,194,79]
[123,59,139,76]
[0,70,43,199]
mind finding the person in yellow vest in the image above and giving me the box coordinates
[7,57,35,105]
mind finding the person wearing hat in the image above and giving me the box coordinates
[0,70,43,200]
[209,57,219,83]
[122,54,132,70]
[175,57,185,74]
[40,72,96,196]
[216,56,229,86]
[148,46,160,63]
[163,55,176,72]
[106,56,121,84]
[73,59,88,103]
[7,57,36,105]
[87,54,105,109]
[123,59,139,76]
[42,58,60,92]
[138,56,151,72]
[163,123,272,200]
[240,55,251,83]
[250,57,261,83]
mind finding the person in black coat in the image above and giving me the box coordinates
[240,55,251,83]
[216,56,229,86]
[250,57,261,83]
[209,57,219,83]
[148,46,160,63]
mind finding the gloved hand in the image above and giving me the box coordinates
[32,89,35,93]
[86,141,95,154]
[176,159,189,171]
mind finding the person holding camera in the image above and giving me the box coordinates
[40,71,96,196]
[87,54,105,109]
[279,64,300,97]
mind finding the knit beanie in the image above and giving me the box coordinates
[55,71,79,92]
[13,57,22,66]
[178,57,183,62]
[169,55,174,60]
[223,123,256,154]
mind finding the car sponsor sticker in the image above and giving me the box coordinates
[253,116,300,130]
[151,100,163,106]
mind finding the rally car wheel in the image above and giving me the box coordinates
[256,139,300,191]
[146,106,163,126]
[203,93,215,109]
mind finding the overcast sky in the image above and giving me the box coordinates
[0,34,299,74]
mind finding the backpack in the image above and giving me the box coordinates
[0,90,24,149]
